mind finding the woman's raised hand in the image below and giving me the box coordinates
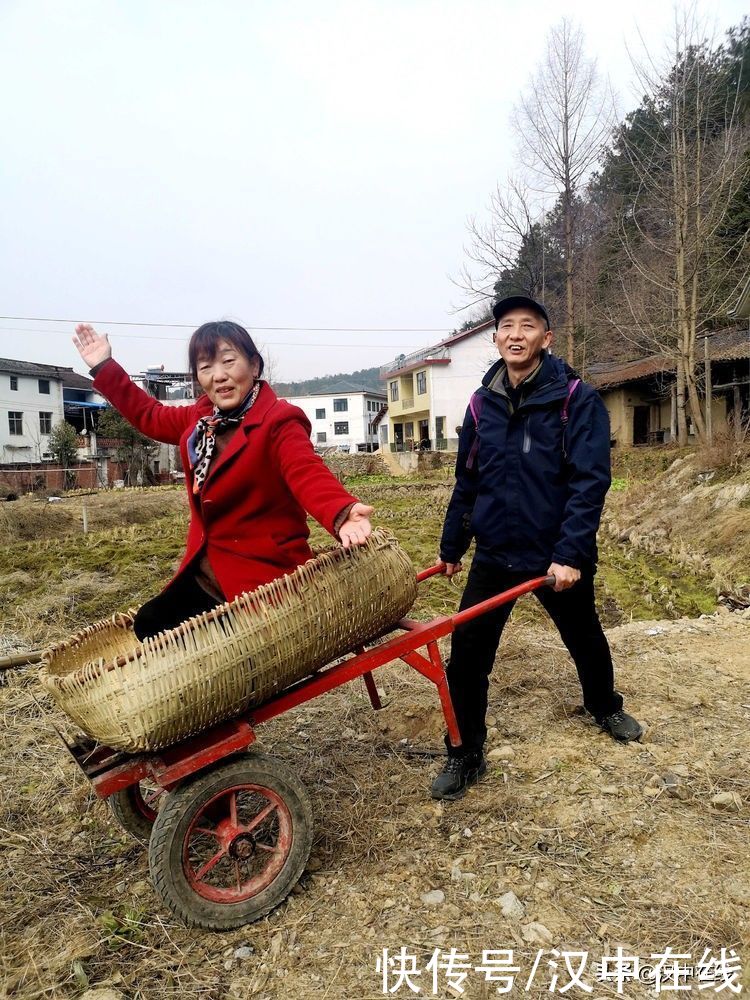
[73,323,112,369]
[339,502,374,548]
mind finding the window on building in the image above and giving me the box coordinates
[8,412,23,435]
[334,421,349,435]
[9,376,18,391]
[333,398,348,412]
[315,408,326,419]
[39,412,52,435]
[38,379,51,394]
[153,460,160,475]
[416,370,427,394]
[316,432,327,443]
[390,381,399,401]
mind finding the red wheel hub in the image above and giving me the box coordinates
[183,784,293,902]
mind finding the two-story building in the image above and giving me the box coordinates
[0,358,105,465]
[280,382,387,452]
[380,320,497,451]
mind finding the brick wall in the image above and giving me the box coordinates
[0,463,99,492]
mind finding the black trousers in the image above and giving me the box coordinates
[445,560,623,758]
[133,573,223,641]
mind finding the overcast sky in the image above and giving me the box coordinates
[0,0,745,382]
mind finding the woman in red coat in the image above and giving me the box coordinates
[73,320,373,640]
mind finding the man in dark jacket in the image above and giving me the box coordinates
[432,295,642,801]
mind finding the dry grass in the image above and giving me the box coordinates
[603,451,750,603]
[2,613,749,999]
[1,467,748,998]
[694,418,750,477]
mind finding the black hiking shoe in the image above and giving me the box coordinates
[430,755,487,801]
[596,709,643,743]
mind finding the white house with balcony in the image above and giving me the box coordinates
[380,319,498,452]
[279,382,387,452]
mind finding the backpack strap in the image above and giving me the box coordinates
[561,378,581,426]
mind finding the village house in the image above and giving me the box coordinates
[380,320,497,452]
[279,383,387,453]
[0,358,108,489]
[0,358,198,490]
[0,358,105,463]
[589,329,750,446]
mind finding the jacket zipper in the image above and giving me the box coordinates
[522,414,531,454]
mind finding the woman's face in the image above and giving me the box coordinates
[196,339,260,411]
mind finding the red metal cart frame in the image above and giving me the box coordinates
[73,568,553,799]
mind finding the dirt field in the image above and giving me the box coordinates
[1,457,748,1000]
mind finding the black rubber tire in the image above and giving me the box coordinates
[109,782,165,845]
[148,753,313,930]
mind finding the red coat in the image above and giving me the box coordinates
[93,360,359,599]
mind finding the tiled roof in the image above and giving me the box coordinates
[589,329,749,389]
[709,328,750,362]
[0,357,93,387]
[588,355,675,389]
[62,370,96,390]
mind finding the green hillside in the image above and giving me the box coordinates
[272,365,383,397]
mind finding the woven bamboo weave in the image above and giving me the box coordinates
[40,528,416,752]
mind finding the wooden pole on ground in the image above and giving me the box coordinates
[0,651,43,671]
[704,335,713,446]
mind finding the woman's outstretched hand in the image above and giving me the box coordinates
[339,502,374,548]
[73,323,112,369]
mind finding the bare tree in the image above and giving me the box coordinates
[614,12,749,444]
[452,176,547,309]
[261,345,279,389]
[513,19,613,363]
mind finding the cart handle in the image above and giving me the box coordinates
[416,561,450,582]
[453,574,555,627]
[417,562,556,625]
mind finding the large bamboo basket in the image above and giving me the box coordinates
[40,528,416,752]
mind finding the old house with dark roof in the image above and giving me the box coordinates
[589,329,750,445]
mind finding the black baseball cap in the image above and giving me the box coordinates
[492,295,550,330]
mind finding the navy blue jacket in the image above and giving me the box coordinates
[440,351,611,572]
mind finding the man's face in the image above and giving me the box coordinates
[494,308,552,375]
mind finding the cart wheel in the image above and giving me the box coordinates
[109,780,167,845]
[148,753,313,930]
